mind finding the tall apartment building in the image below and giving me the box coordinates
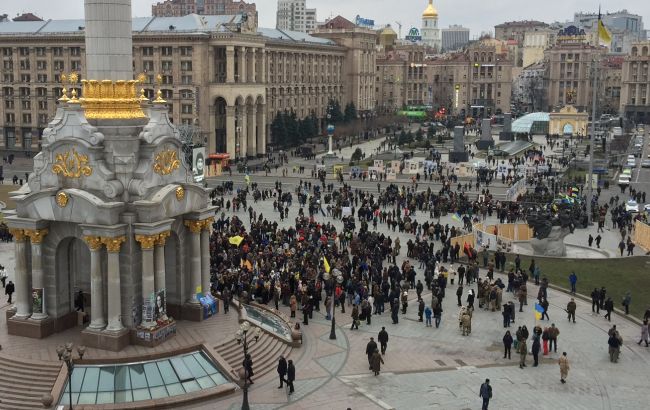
[574,10,644,54]
[441,25,470,52]
[0,14,349,158]
[376,46,429,112]
[312,16,378,113]
[152,0,257,17]
[276,0,316,33]
[620,41,650,123]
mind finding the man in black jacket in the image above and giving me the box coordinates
[286,360,295,394]
[378,327,389,355]
[366,337,378,369]
[5,280,14,303]
[277,356,287,389]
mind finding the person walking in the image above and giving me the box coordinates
[591,288,600,313]
[418,299,425,322]
[548,324,560,353]
[532,333,541,366]
[378,327,389,355]
[558,352,570,384]
[540,298,550,321]
[608,332,621,363]
[456,285,463,307]
[286,359,295,395]
[277,356,287,389]
[622,291,631,315]
[503,330,513,359]
[637,320,649,347]
[365,337,378,370]
[370,349,384,376]
[604,297,614,321]
[243,353,254,385]
[350,304,359,330]
[289,294,297,318]
[568,272,577,295]
[433,303,443,328]
[5,280,14,304]
[566,298,576,323]
[424,305,432,327]
[479,379,492,410]
[0,267,6,288]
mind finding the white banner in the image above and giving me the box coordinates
[193,147,206,182]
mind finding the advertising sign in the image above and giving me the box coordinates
[405,27,422,42]
[155,289,166,321]
[355,15,375,28]
[192,146,206,182]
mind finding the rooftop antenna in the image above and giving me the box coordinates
[395,21,402,39]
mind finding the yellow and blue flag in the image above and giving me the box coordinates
[452,212,462,222]
[598,9,612,46]
[323,256,331,274]
[534,302,544,320]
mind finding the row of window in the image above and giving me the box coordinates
[3,59,80,71]
[1,86,194,100]
[4,100,49,110]
[2,47,81,57]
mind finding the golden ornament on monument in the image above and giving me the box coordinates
[52,148,93,178]
[153,149,181,176]
[55,191,69,207]
[175,186,185,201]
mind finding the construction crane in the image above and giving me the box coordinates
[395,22,402,39]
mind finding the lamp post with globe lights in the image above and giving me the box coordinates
[236,321,261,410]
[327,269,344,340]
[56,342,86,409]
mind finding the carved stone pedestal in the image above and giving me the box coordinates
[7,315,55,339]
[81,327,130,352]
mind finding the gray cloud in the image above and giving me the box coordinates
[2,0,648,36]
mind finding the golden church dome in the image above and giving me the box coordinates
[422,0,438,18]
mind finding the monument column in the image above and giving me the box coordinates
[226,45,235,83]
[184,220,203,304]
[239,46,247,83]
[84,236,106,330]
[247,104,256,156]
[25,229,49,320]
[102,236,126,332]
[257,103,266,155]
[226,106,236,157]
[135,234,157,326]
[155,231,170,298]
[249,48,257,83]
[9,229,30,318]
[200,219,213,296]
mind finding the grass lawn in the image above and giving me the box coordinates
[476,254,650,319]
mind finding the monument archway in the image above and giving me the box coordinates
[563,123,574,135]
[55,237,91,317]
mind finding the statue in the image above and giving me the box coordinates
[526,201,586,257]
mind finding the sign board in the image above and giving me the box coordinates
[386,170,397,181]
[333,165,344,175]
[389,160,401,173]
[475,230,498,252]
[405,27,422,42]
[373,160,385,170]
[193,146,206,182]
[585,173,598,189]
[155,289,166,321]
[355,15,375,28]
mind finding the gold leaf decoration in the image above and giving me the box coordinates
[175,186,185,201]
[153,149,181,176]
[52,149,93,178]
[56,191,69,207]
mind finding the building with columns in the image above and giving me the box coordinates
[0,13,350,159]
[3,0,215,351]
[152,0,257,21]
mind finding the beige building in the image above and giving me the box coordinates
[0,14,355,158]
[522,28,556,67]
[376,46,429,112]
[620,41,650,123]
[495,20,548,67]
[543,26,606,112]
[152,0,257,19]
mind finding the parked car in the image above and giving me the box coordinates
[642,159,650,168]
[625,199,639,213]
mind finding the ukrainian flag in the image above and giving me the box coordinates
[534,302,544,320]
[452,212,462,222]
[598,11,612,46]
[323,256,331,274]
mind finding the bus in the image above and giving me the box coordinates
[398,105,432,120]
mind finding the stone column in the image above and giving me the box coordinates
[155,231,170,297]
[200,219,213,296]
[226,106,236,157]
[25,229,49,320]
[249,48,257,83]
[184,220,203,304]
[9,229,30,318]
[247,104,256,156]
[135,234,157,326]
[102,236,126,332]
[239,47,247,83]
[239,106,248,157]
[226,45,235,83]
[84,236,106,330]
[257,103,266,155]
[260,50,267,83]
[84,0,132,81]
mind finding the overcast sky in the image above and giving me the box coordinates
[2,0,648,37]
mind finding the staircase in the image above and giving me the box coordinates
[214,330,292,383]
[0,354,61,410]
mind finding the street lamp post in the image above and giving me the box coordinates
[236,322,261,410]
[56,342,86,409]
[328,270,343,340]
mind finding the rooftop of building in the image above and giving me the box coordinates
[495,20,548,28]
[11,12,43,22]
[0,14,334,45]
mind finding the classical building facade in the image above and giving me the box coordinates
[620,41,650,122]
[152,0,257,19]
[0,13,352,158]
[543,26,607,112]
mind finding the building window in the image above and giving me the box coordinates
[22,113,32,124]
[19,47,29,56]
[20,60,30,70]
[71,60,81,71]
[161,60,173,71]
[181,118,193,125]
[5,100,14,109]
[181,75,192,84]
[39,114,49,125]
[19,87,30,97]
[143,60,154,72]
[180,46,193,56]
[71,47,81,56]
[35,47,45,56]
[181,61,192,71]
[3,60,12,70]
[162,75,173,85]
[181,104,193,114]
[142,47,154,56]
[22,100,31,110]
[2,47,12,56]
[6,113,15,123]
[38,100,48,110]
[180,89,193,99]
[162,47,173,56]
[54,61,65,71]
[36,87,47,97]
[162,89,173,99]
[37,60,47,70]
[53,47,63,56]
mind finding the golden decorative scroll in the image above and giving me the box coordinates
[83,235,103,251]
[8,229,26,242]
[175,186,185,201]
[184,220,203,234]
[135,234,157,250]
[56,191,69,207]
[52,148,93,178]
[153,149,180,176]
[102,236,126,253]
[80,79,146,120]
[156,231,171,246]
[24,229,49,244]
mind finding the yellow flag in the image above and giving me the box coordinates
[323,256,331,274]
[598,19,611,46]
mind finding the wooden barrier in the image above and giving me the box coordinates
[633,220,650,252]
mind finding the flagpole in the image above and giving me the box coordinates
[587,9,603,226]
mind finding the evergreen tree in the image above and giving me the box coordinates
[344,102,358,123]
[271,112,288,147]
[327,99,344,124]
[286,110,300,146]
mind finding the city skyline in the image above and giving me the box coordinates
[1,0,648,37]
